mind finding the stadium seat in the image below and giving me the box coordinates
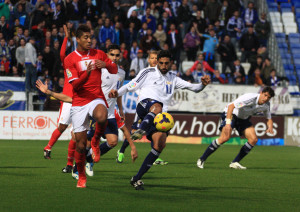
[281,7,292,13]
[284,64,294,70]
[292,48,300,55]
[280,3,292,8]
[268,7,278,12]
[215,62,222,72]
[273,22,284,33]
[268,2,278,7]
[290,43,300,49]
[289,33,300,38]
[181,61,194,73]
[293,2,300,7]
[289,37,300,44]
[295,8,300,14]
[282,12,295,23]
[270,12,281,22]
[284,23,298,34]
[278,42,288,48]
[241,63,251,75]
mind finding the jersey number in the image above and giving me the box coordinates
[166,84,172,94]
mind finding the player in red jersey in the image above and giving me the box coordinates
[64,24,117,188]
[43,26,76,171]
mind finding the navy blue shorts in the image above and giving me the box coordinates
[87,118,118,141]
[133,98,165,142]
[219,112,252,136]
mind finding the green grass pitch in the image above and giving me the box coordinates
[1,140,300,212]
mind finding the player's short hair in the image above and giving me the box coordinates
[262,86,275,97]
[157,50,171,60]
[148,50,158,57]
[76,25,91,38]
[107,44,120,52]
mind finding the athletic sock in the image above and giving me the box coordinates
[120,139,129,153]
[74,151,86,180]
[91,121,108,151]
[67,139,76,166]
[139,112,156,132]
[44,129,62,150]
[232,142,254,163]
[200,139,221,161]
[86,147,93,163]
[134,148,160,181]
[100,142,112,156]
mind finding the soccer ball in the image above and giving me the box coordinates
[154,112,175,132]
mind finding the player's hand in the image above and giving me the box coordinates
[109,89,118,98]
[266,128,274,134]
[63,24,68,38]
[36,79,48,94]
[86,61,94,74]
[119,110,125,121]
[201,75,211,86]
[95,60,106,69]
[131,146,138,162]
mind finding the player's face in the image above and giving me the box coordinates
[148,53,157,67]
[158,57,171,75]
[107,49,120,64]
[258,92,272,105]
[76,32,91,51]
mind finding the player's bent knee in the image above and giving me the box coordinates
[58,124,68,133]
[248,137,258,146]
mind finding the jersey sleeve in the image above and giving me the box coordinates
[264,103,272,119]
[175,76,205,93]
[64,56,78,83]
[97,50,118,74]
[233,93,257,109]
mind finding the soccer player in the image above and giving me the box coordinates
[65,25,117,188]
[117,50,167,165]
[197,86,275,169]
[43,26,75,167]
[109,50,210,190]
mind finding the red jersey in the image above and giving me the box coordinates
[65,48,117,106]
[61,37,73,97]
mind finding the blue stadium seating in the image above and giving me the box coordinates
[268,7,278,12]
[268,2,278,7]
[293,109,300,116]
[280,3,292,8]
[284,64,294,70]
[295,8,300,14]
[290,43,300,48]
[292,49,300,55]
[281,7,292,12]
[278,42,288,48]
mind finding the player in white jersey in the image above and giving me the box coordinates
[109,50,210,190]
[197,86,275,169]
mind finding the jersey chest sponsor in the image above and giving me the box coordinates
[77,59,95,72]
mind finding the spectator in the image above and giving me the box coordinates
[130,40,139,60]
[119,51,130,73]
[127,0,143,19]
[261,57,275,82]
[130,49,145,74]
[192,11,206,34]
[158,11,175,33]
[149,2,160,19]
[31,4,47,26]
[42,46,55,76]
[249,55,263,77]
[140,28,158,53]
[192,63,205,82]
[169,63,180,76]
[137,22,148,42]
[120,42,128,60]
[218,0,231,29]
[217,35,236,77]
[100,38,112,53]
[66,0,83,30]
[190,53,215,75]
[7,39,16,66]
[233,59,246,84]
[99,18,115,45]
[124,22,137,47]
[227,11,244,49]
[128,69,136,80]
[241,2,258,27]
[248,68,265,86]
[0,16,10,40]
[154,24,167,49]
[0,38,11,60]
[126,10,142,31]
[90,38,100,49]
[177,0,192,39]
[169,0,181,17]
[0,64,5,76]
[211,69,226,84]
[114,21,123,45]
[0,1,10,20]
[239,25,259,62]
[36,53,43,75]
[205,0,221,25]
[51,27,63,47]
[162,1,172,17]
[1,56,10,75]
[83,0,97,23]
[52,3,65,28]
[13,4,27,22]
[255,12,270,47]
[183,26,200,61]
[25,37,37,92]
[141,7,156,32]
[52,40,62,76]
[94,18,104,39]
[181,69,195,83]
[111,1,126,26]
[23,29,30,42]
[10,66,20,77]
[199,29,219,66]
[16,38,26,76]
[167,23,182,65]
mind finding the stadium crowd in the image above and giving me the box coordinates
[0,0,287,96]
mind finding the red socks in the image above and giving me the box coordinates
[75,150,86,179]
[44,128,62,150]
[67,139,76,166]
[92,121,108,142]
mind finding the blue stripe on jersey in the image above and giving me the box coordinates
[136,68,155,83]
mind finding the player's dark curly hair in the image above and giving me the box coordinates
[107,44,120,52]
[262,86,275,97]
[76,25,91,38]
[157,50,172,60]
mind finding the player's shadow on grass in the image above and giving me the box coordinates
[146,184,214,191]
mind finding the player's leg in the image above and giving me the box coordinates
[117,125,132,163]
[62,130,76,173]
[131,132,167,190]
[85,139,94,177]
[91,103,108,162]
[131,101,162,140]
[74,131,88,188]
[230,126,257,169]
[197,117,232,169]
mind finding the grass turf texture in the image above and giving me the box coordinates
[0,140,300,212]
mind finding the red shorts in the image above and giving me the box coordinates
[114,109,125,129]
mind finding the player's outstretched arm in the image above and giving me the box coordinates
[60,25,69,63]
[266,119,274,134]
[175,74,210,93]
[36,80,72,103]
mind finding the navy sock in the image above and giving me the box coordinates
[100,142,112,156]
[120,139,129,153]
[200,139,220,161]
[232,142,253,163]
[134,148,160,181]
[139,112,156,132]
[86,148,93,163]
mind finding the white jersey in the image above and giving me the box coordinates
[118,66,205,111]
[101,66,125,119]
[224,93,271,120]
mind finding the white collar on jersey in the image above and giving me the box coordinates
[75,50,90,57]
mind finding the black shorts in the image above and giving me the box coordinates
[87,118,118,141]
[219,112,252,136]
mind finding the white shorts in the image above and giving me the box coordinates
[58,102,72,125]
[71,98,106,133]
